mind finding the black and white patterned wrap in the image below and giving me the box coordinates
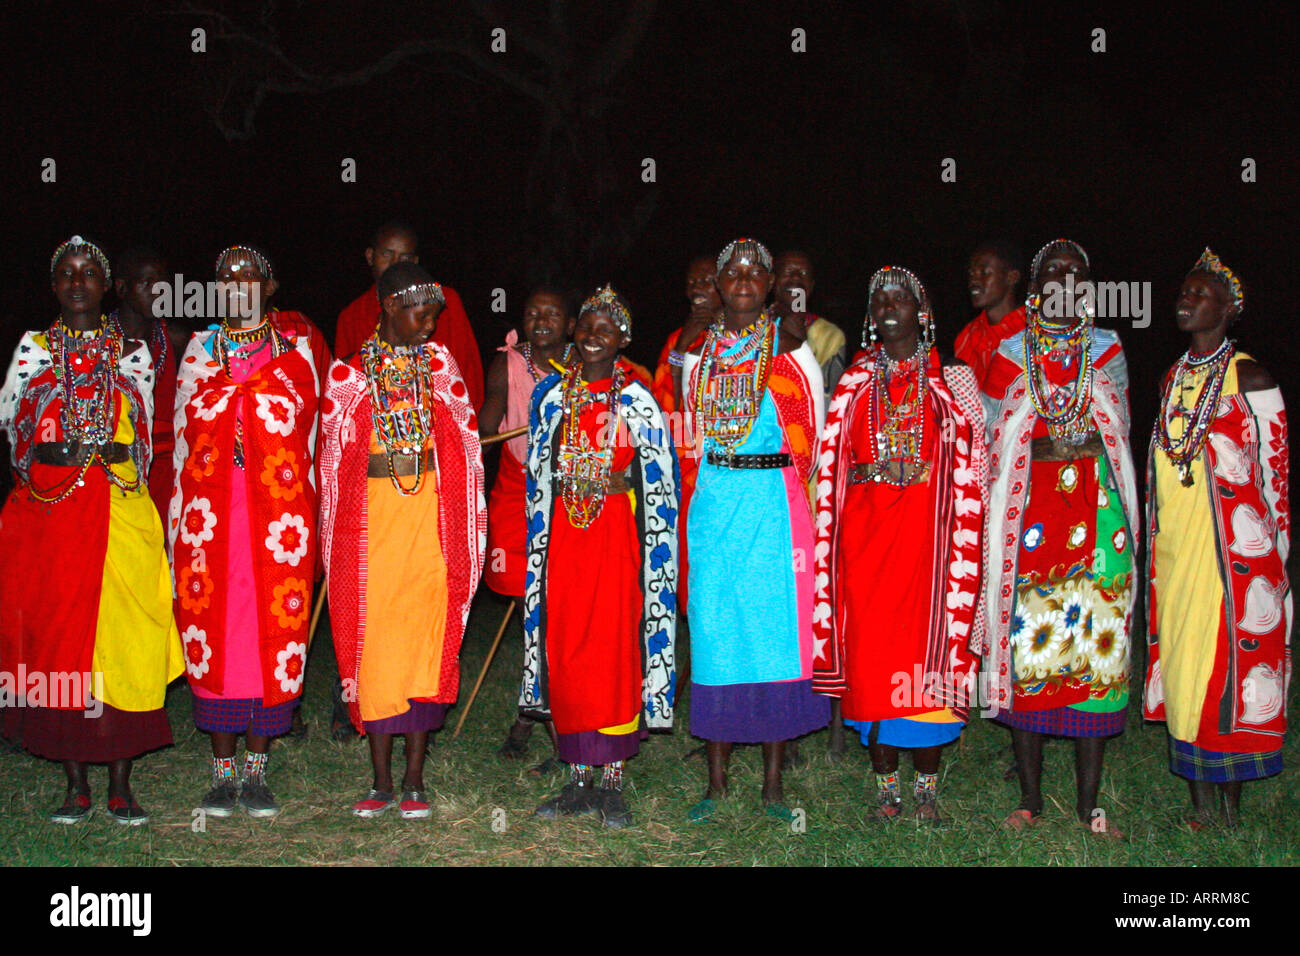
[519,372,680,729]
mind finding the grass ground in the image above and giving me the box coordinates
[2,591,1296,866]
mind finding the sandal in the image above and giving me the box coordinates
[352,789,395,818]
[106,794,149,826]
[1003,808,1041,831]
[399,790,432,820]
[527,757,563,777]
[50,792,93,825]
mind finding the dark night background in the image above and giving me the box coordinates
[1,1,1295,475]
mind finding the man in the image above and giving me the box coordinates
[954,239,1025,388]
[112,246,190,519]
[334,221,484,410]
[771,250,846,405]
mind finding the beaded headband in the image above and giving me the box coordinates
[215,245,274,281]
[868,266,931,313]
[387,282,445,308]
[1189,247,1245,314]
[865,266,934,346]
[579,284,632,338]
[50,235,111,281]
[1029,238,1090,291]
[716,237,772,275]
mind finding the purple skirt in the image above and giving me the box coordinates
[994,704,1127,738]
[689,679,830,743]
[556,727,645,765]
[363,700,449,735]
[192,696,298,736]
[4,701,172,763]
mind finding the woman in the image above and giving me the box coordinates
[171,244,329,819]
[1144,249,1289,828]
[981,238,1139,837]
[812,267,987,820]
[320,262,485,819]
[683,238,830,821]
[0,236,183,825]
[521,285,678,829]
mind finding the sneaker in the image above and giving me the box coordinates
[534,782,596,819]
[200,780,239,818]
[239,777,282,818]
[351,789,394,818]
[106,795,149,826]
[399,789,431,820]
[596,788,632,829]
[50,792,93,825]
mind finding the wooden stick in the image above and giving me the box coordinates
[306,582,328,652]
[453,599,516,738]
[481,424,528,447]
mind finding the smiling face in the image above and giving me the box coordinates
[968,250,1018,310]
[381,297,442,347]
[685,257,722,319]
[52,252,109,323]
[1176,272,1235,336]
[365,229,419,283]
[522,291,573,349]
[573,308,629,376]
[716,257,774,322]
[216,252,276,322]
[773,252,815,311]
[869,284,921,347]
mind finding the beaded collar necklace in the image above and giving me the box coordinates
[1024,305,1094,443]
[214,310,285,378]
[694,312,777,456]
[1154,338,1234,487]
[362,334,434,496]
[31,315,143,502]
[557,360,626,528]
[868,341,930,485]
[523,342,574,384]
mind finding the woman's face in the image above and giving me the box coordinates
[52,252,109,318]
[573,309,628,367]
[381,298,442,347]
[217,253,276,319]
[869,284,921,345]
[716,257,774,315]
[1176,272,1234,335]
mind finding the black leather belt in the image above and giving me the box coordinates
[706,451,792,469]
[368,450,436,478]
[34,441,130,466]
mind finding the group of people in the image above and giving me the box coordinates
[0,223,1288,839]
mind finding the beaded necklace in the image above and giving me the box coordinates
[523,342,574,384]
[693,313,777,456]
[362,334,434,496]
[557,361,626,528]
[1154,338,1234,487]
[1024,308,1094,443]
[30,316,143,503]
[213,311,285,379]
[868,341,930,485]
